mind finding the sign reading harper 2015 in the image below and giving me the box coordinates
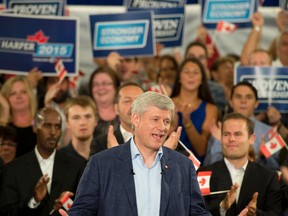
[0,14,79,76]
[235,67,288,112]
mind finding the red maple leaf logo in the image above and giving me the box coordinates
[199,178,206,186]
[269,142,277,149]
[27,30,49,44]
[67,203,72,209]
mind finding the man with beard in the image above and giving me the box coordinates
[0,107,85,216]
[43,76,71,147]
[60,96,98,161]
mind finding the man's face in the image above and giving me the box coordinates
[217,61,234,86]
[36,110,62,154]
[119,58,137,82]
[132,106,171,152]
[277,33,288,66]
[67,105,97,141]
[222,118,255,161]
[115,86,143,130]
[249,52,271,66]
[46,77,70,103]
[230,86,258,118]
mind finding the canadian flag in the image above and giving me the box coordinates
[260,133,286,158]
[216,21,237,33]
[188,153,201,171]
[197,171,212,195]
[61,193,73,211]
[54,58,67,83]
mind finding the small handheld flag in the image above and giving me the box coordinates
[61,193,73,211]
[260,133,287,158]
[54,58,67,84]
[197,171,212,195]
[216,21,237,33]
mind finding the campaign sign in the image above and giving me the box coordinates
[90,11,155,58]
[202,0,257,29]
[260,0,280,7]
[129,7,184,47]
[0,14,78,76]
[126,0,186,8]
[235,67,288,112]
[6,0,65,16]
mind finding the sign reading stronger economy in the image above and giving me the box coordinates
[235,67,288,112]
[6,0,66,16]
[0,14,78,76]
[202,0,257,29]
[90,12,155,58]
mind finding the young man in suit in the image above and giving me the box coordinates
[59,91,211,216]
[0,107,86,216]
[199,112,282,216]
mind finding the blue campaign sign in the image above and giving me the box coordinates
[0,14,78,76]
[126,0,186,8]
[129,7,185,47]
[261,0,280,7]
[90,11,155,58]
[6,0,66,16]
[235,67,288,112]
[202,0,257,29]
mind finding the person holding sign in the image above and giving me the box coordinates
[59,91,211,216]
[199,112,282,216]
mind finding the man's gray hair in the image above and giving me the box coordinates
[131,91,175,119]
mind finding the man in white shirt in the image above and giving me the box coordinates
[0,107,85,216]
[199,112,282,216]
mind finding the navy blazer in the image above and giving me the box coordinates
[69,141,211,216]
[198,160,282,216]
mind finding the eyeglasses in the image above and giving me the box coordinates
[0,140,17,147]
[92,82,113,88]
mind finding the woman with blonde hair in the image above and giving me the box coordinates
[1,76,37,157]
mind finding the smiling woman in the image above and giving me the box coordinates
[89,66,120,140]
[1,76,37,158]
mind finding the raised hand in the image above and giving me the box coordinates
[247,192,258,216]
[164,126,182,150]
[252,12,264,28]
[221,183,239,210]
[44,83,60,106]
[27,67,43,89]
[107,52,123,72]
[209,118,221,141]
[107,125,119,149]
[34,174,50,202]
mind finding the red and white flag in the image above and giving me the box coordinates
[61,193,73,211]
[197,171,212,195]
[260,133,286,158]
[216,21,237,33]
[178,140,201,170]
[188,153,201,171]
[54,58,67,84]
